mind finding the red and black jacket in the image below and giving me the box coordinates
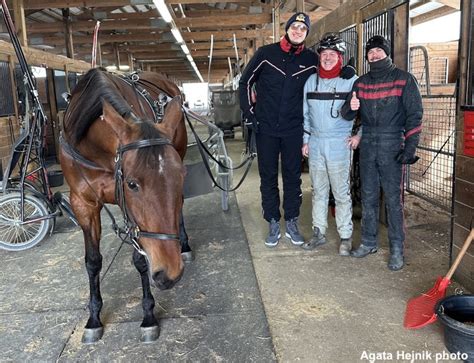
[342,66,423,145]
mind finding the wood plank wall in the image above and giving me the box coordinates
[453,0,473,291]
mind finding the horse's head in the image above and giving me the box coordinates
[101,100,185,290]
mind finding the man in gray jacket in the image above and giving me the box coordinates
[301,33,359,256]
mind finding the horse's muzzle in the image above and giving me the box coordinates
[152,269,182,290]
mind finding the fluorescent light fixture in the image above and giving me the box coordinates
[186,54,193,62]
[153,0,172,23]
[171,28,184,43]
[181,44,190,55]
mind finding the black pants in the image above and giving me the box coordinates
[359,134,405,252]
[256,132,303,222]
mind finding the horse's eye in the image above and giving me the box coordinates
[127,180,139,191]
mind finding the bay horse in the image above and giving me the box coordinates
[59,68,191,343]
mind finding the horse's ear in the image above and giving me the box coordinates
[159,97,183,138]
[101,100,133,143]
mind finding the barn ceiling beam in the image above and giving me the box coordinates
[304,0,340,10]
[0,39,90,71]
[165,0,255,3]
[27,19,167,33]
[182,29,272,41]
[22,0,154,10]
[174,13,272,27]
[436,0,460,9]
[30,32,167,45]
[410,5,458,26]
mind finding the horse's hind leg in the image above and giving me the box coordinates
[133,250,160,342]
[179,210,193,261]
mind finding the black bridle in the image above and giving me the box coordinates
[114,137,180,254]
[60,134,181,256]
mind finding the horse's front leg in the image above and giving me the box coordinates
[132,250,160,342]
[179,209,193,262]
[73,196,104,344]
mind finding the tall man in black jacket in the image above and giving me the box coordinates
[239,12,355,248]
[341,35,423,270]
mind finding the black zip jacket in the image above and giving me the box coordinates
[239,42,317,137]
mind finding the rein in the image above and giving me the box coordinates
[59,134,180,257]
[132,73,256,192]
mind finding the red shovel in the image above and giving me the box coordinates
[404,228,474,329]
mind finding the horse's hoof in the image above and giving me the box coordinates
[82,327,104,344]
[141,326,160,343]
[181,251,194,262]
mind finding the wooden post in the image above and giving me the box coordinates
[46,68,59,161]
[272,0,280,42]
[62,8,75,59]
[393,2,409,71]
[13,0,27,47]
[97,42,102,67]
[296,0,305,13]
[128,52,134,72]
[113,43,120,69]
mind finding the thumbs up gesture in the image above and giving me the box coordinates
[350,91,360,111]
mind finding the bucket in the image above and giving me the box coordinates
[48,170,64,187]
[436,295,474,362]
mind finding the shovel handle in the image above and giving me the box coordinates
[446,228,474,280]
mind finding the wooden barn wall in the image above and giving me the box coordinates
[453,0,474,291]
[411,41,459,84]
[0,116,20,177]
[0,41,90,177]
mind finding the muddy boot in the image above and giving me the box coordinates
[301,227,326,250]
[265,219,281,248]
[350,244,378,258]
[339,237,352,256]
[388,250,404,271]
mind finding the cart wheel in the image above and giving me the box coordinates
[220,173,229,211]
[0,192,52,251]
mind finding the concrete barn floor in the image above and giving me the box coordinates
[0,130,469,363]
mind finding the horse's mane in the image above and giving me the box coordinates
[63,68,133,145]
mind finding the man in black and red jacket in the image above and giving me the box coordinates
[239,12,356,248]
[341,35,423,271]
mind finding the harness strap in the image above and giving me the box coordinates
[59,135,101,169]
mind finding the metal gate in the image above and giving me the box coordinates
[407,47,456,211]
[406,96,456,210]
[362,11,393,73]
[340,25,358,68]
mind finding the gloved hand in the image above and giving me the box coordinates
[395,143,419,164]
[244,114,259,134]
[340,57,356,80]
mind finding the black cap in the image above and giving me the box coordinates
[285,12,310,33]
[365,35,391,58]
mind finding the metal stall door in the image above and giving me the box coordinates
[362,11,394,74]
[408,47,456,211]
[340,25,358,69]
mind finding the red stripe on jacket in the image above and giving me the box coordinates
[359,88,403,99]
[405,125,422,138]
[358,80,407,89]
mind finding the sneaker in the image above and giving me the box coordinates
[285,218,304,246]
[301,227,326,250]
[339,237,352,256]
[265,219,281,247]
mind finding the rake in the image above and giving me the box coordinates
[404,228,474,329]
